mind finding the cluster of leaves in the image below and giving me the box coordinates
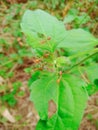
[64,8,91,28]
[43,0,65,9]
[0,82,22,107]
[21,9,98,130]
[64,0,98,31]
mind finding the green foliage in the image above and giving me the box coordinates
[21,10,97,53]
[28,71,41,88]
[30,74,58,120]
[64,8,91,28]
[21,9,98,130]
[21,9,66,52]
[0,82,21,107]
[43,0,65,9]
[81,63,98,95]
[35,74,88,130]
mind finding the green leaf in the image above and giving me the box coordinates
[21,9,97,54]
[34,74,88,130]
[21,9,66,52]
[85,84,98,96]
[63,8,78,24]
[57,29,97,53]
[79,63,98,84]
[75,13,90,25]
[64,10,90,25]
[85,63,98,83]
[1,93,17,107]
[30,74,58,120]
[28,71,41,88]
[81,63,98,95]
[63,14,75,24]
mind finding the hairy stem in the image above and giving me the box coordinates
[69,48,98,60]
[65,50,98,73]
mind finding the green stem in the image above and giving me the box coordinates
[65,50,98,73]
[69,48,98,60]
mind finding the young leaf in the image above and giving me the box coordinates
[21,9,98,54]
[21,9,66,52]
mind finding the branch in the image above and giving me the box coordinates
[65,51,98,73]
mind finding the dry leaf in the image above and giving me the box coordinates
[0,76,4,86]
[2,109,16,123]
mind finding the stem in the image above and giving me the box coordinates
[78,66,90,84]
[65,50,98,73]
[69,48,98,60]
